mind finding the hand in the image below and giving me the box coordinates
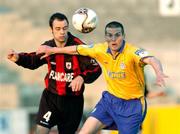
[155,73,168,87]
[147,91,166,98]
[69,75,84,92]
[7,49,19,62]
[36,45,54,59]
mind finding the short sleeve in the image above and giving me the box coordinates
[132,47,153,66]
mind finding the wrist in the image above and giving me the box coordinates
[156,71,163,76]
[13,54,19,62]
[79,74,85,81]
[53,47,60,54]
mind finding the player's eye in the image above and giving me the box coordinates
[55,27,61,31]
[63,26,68,30]
[114,32,122,37]
[105,33,113,38]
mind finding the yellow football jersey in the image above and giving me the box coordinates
[77,41,152,100]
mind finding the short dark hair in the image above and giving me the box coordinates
[105,21,124,35]
[49,12,69,28]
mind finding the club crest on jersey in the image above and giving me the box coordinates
[120,63,126,69]
[90,59,98,65]
[66,62,72,69]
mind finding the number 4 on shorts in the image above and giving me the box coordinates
[43,111,52,122]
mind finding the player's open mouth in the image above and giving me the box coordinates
[111,43,116,46]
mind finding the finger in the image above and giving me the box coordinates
[69,83,75,92]
[157,82,165,88]
[36,51,40,55]
[69,82,76,92]
[7,52,15,59]
[71,86,75,92]
[154,82,162,87]
[68,83,73,92]
[40,54,48,59]
[68,82,72,87]
[77,83,82,91]
[36,50,43,55]
[7,49,13,55]
[36,46,45,54]
[9,49,14,53]
[73,84,77,92]
[7,52,12,57]
[74,84,79,92]
[76,81,83,92]
[7,54,12,59]
[160,79,166,86]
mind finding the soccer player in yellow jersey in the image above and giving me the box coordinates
[37,21,168,134]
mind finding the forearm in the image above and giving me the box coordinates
[151,58,164,76]
[16,52,45,69]
[53,45,78,55]
[143,56,167,87]
[78,56,102,83]
[144,57,164,75]
[81,65,102,83]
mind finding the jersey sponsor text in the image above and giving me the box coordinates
[49,70,74,82]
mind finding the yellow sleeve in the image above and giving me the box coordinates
[132,47,153,66]
[77,44,97,58]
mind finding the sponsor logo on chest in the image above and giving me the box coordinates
[49,70,74,82]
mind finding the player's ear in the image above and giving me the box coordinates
[49,27,53,34]
[123,33,125,39]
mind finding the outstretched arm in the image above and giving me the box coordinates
[7,49,46,69]
[142,56,168,87]
[7,49,19,62]
[36,45,79,59]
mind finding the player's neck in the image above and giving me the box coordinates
[111,50,119,59]
[55,39,67,48]
[56,42,65,48]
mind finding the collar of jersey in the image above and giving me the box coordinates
[106,40,125,54]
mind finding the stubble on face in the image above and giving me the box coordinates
[51,19,69,47]
[105,27,124,54]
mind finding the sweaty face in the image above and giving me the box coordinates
[51,19,68,43]
[105,27,124,53]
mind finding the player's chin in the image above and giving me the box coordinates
[57,38,66,42]
[111,46,119,51]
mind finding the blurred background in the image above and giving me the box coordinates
[0,0,180,134]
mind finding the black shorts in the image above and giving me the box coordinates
[36,89,84,134]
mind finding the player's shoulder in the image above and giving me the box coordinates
[90,42,107,52]
[41,39,55,47]
[93,42,108,49]
[125,42,139,52]
[68,32,84,45]
[73,36,84,45]
[125,42,150,58]
[125,42,137,49]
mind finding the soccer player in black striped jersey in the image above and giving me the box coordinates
[7,12,102,134]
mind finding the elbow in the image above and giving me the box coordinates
[144,57,162,68]
[143,56,156,65]
[149,57,160,65]
[25,65,39,70]
[84,69,102,84]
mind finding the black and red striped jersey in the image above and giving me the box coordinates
[15,32,102,96]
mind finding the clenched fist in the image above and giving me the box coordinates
[7,49,19,62]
